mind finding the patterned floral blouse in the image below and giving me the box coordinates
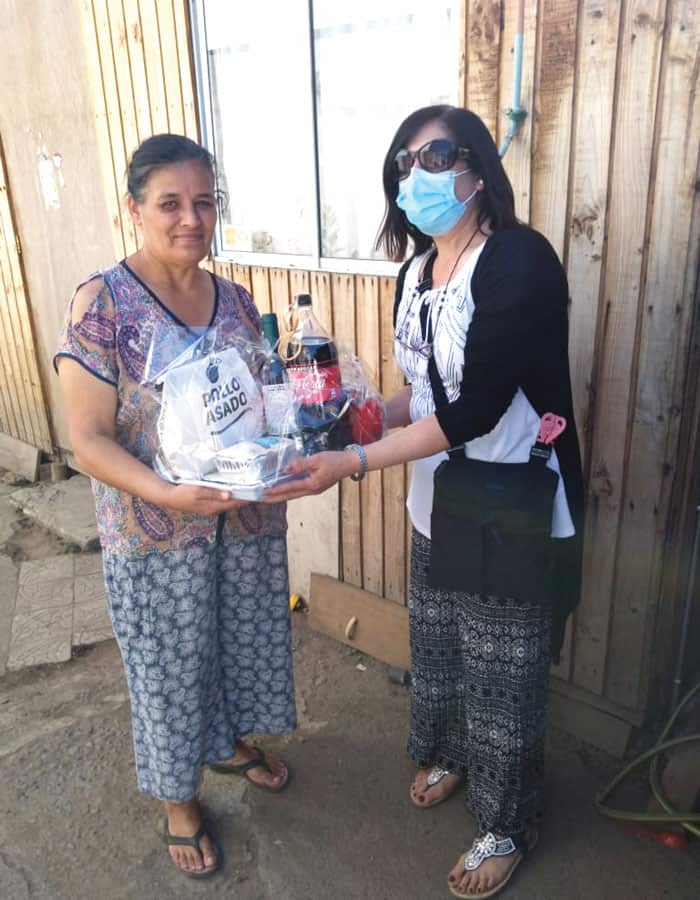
[54,262,287,557]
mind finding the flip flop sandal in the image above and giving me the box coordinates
[209,745,290,793]
[448,828,538,899]
[410,766,461,808]
[159,818,222,879]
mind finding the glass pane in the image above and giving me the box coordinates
[203,1,316,256]
[313,1,461,261]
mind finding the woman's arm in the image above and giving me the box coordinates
[264,411,448,501]
[58,358,246,516]
[384,384,412,429]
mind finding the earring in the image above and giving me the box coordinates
[478,179,484,188]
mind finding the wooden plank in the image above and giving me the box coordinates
[286,491,340,601]
[172,0,199,138]
[465,0,503,137]
[566,0,621,469]
[498,0,537,219]
[92,0,138,253]
[309,573,409,671]
[0,434,41,481]
[332,273,361,586]
[136,0,169,134]
[249,267,272,314]
[269,268,291,325]
[457,0,469,107]
[217,260,233,280]
[549,671,645,728]
[106,0,140,163]
[530,0,578,259]
[558,0,621,686]
[0,214,32,444]
[80,0,126,259]
[356,275,383,597]
[232,264,252,293]
[0,248,24,440]
[548,688,632,758]
[309,271,334,334]
[0,432,40,482]
[379,275,407,605]
[572,0,666,697]
[651,192,700,715]
[606,0,700,710]
[0,147,51,450]
[289,269,310,299]
[122,0,153,143]
[157,0,185,134]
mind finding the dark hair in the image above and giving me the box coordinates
[376,105,517,261]
[126,133,218,203]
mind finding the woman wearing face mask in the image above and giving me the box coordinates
[266,105,584,898]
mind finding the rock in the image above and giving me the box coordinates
[9,476,98,549]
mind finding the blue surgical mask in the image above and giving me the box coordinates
[396,167,478,236]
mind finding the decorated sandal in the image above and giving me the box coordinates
[159,819,221,879]
[448,829,538,899]
[410,765,461,808]
[209,745,290,793]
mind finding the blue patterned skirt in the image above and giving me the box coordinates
[103,534,297,801]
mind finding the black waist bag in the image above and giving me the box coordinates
[425,345,559,604]
[428,453,558,603]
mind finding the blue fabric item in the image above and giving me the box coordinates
[396,167,476,236]
[103,534,296,802]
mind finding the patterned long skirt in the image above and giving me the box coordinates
[103,534,296,802]
[407,529,551,836]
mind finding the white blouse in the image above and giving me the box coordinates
[394,247,575,541]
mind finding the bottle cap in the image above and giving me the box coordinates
[296,293,312,307]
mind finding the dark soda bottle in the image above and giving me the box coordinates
[285,294,351,452]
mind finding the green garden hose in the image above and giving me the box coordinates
[595,679,700,838]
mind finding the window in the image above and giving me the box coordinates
[191,1,461,271]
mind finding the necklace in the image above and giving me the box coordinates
[419,224,482,344]
[395,224,482,360]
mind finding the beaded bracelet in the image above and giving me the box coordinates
[344,443,368,482]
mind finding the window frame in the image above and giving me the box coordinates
[190,0,406,276]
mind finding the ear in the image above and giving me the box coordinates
[127,194,141,225]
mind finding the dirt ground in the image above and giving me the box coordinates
[1,483,699,900]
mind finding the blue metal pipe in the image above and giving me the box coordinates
[499,27,527,158]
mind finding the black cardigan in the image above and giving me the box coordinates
[394,224,584,661]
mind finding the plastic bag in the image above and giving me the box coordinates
[150,326,304,499]
[278,295,386,453]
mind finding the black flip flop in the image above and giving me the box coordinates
[209,745,290,793]
[160,819,222,879]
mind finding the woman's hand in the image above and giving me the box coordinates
[262,450,357,503]
[160,483,251,516]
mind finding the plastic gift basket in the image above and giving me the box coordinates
[277,293,386,454]
[145,323,303,500]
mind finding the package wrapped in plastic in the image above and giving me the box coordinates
[149,325,304,499]
[278,294,386,454]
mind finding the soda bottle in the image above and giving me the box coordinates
[285,294,351,452]
[260,312,294,437]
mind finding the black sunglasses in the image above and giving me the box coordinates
[394,139,470,180]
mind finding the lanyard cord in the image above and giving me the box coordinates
[418,224,482,345]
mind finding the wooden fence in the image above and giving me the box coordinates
[0,140,52,454]
[77,0,700,730]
